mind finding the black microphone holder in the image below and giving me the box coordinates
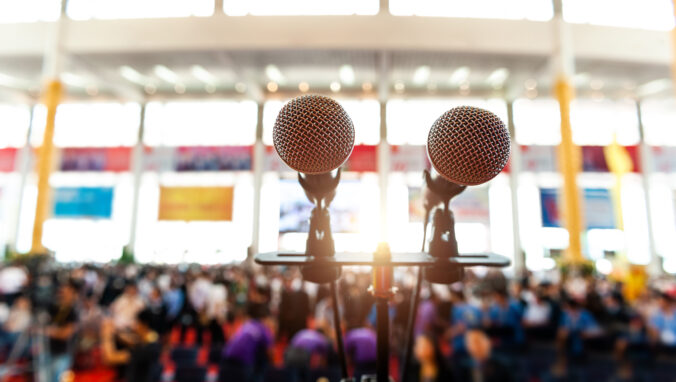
[254,168,510,382]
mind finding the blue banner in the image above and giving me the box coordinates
[539,188,615,230]
[53,187,114,219]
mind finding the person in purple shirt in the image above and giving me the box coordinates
[285,327,333,381]
[222,302,274,378]
[345,324,377,376]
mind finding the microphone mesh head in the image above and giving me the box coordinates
[273,95,355,174]
[427,106,510,186]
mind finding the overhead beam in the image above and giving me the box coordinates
[0,16,670,66]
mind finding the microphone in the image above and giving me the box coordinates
[423,106,510,283]
[274,94,355,175]
[427,105,510,186]
[272,95,355,284]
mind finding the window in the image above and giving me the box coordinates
[0,104,31,148]
[390,0,553,21]
[563,0,675,31]
[0,0,60,23]
[31,102,141,147]
[224,0,378,16]
[386,98,507,145]
[641,98,676,146]
[570,99,639,145]
[263,99,380,146]
[67,0,214,20]
[513,98,561,145]
[144,100,257,146]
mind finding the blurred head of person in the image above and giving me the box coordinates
[134,308,157,341]
[59,281,78,305]
[465,330,492,363]
[657,292,674,312]
[123,282,138,297]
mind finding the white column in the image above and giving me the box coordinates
[126,104,146,254]
[9,106,35,250]
[636,101,661,276]
[251,102,265,255]
[377,53,390,243]
[506,101,525,277]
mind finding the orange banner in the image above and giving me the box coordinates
[158,186,233,221]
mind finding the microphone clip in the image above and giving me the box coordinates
[299,169,342,284]
[422,169,466,284]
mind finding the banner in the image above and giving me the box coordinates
[540,188,615,229]
[279,180,359,233]
[53,187,114,219]
[343,145,377,172]
[521,145,557,172]
[60,147,132,172]
[450,186,491,224]
[158,186,233,221]
[582,146,640,173]
[391,146,429,172]
[175,146,252,171]
[652,146,676,173]
[0,148,17,172]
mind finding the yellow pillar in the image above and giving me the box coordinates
[555,77,584,263]
[30,80,62,254]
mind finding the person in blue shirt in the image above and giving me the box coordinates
[557,298,601,360]
[648,292,676,351]
[448,288,481,357]
[483,289,525,349]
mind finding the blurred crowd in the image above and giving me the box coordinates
[0,259,676,382]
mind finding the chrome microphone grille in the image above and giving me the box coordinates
[273,95,355,174]
[427,106,510,186]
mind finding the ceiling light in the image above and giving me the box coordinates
[590,79,604,90]
[154,65,178,83]
[394,81,405,92]
[119,66,146,84]
[330,81,341,92]
[413,66,431,85]
[174,83,186,94]
[191,65,217,84]
[362,82,373,91]
[0,72,31,89]
[449,67,470,85]
[339,65,355,85]
[487,68,509,88]
[144,84,157,94]
[85,84,98,96]
[205,83,216,94]
[298,82,310,92]
[61,72,89,87]
[637,78,671,96]
[267,81,279,92]
[235,82,247,93]
[524,78,537,90]
[265,65,284,83]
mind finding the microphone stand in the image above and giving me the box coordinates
[297,169,350,381]
[400,170,466,382]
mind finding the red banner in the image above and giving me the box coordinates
[0,148,17,172]
[60,147,132,172]
[344,145,377,172]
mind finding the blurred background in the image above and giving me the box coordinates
[0,1,675,381]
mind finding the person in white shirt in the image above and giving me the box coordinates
[0,264,28,306]
[187,272,213,345]
[110,282,145,332]
[206,278,228,345]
